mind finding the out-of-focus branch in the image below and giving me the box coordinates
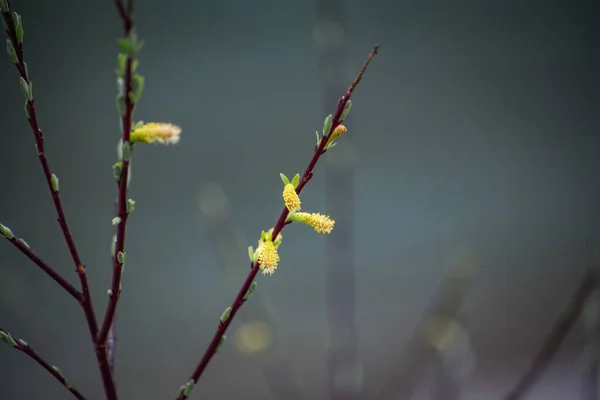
[502,266,599,400]
[582,288,600,400]
[374,260,478,399]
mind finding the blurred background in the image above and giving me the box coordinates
[0,0,599,399]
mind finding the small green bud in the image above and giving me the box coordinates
[132,120,144,130]
[260,230,267,242]
[107,289,113,297]
[117,251,126,264]
[315,131,320,146]
[6,39,17,64]
[248,246,255,262]
[14,17,23,44]
[116,92,126,116]
[116,53,126,77]
[0,330,17,347]
[116,76,124,93]
[112,217,121,226]
[12,12,20,30]
[279,173,289,186]
[129,73,145,104]
[50,173,59,192]
[110,234,116,255]
[19,238,29,248]
[243,281,257,301]
[121,140,132,161]
[0,223,14,240]
[113,161,123,182]
[52,366,65,379]
[220,307,232,324]
[24,101,30,119]
[15,24,23,44]
[0,0,8,12]
[126,161,132,188]
[118,31,144,56]
[19,77,31,101]
[118,38,133,56]
[52,366,71,387]
[216,335,226,351]
[291,173,300,187]
[126,199,135,214]
[182,380,195,397]
[17,338,28,347]
[322,114,333,135]
[116,139,123,159]
[132,35,144,54]
[340,100,352,121]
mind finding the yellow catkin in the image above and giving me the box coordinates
[130,122,182,145]
[282,183,301,212]
[257,240,279,275]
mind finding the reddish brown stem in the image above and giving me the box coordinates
[175,45,379,400]
[1,327,88,400]
[6,236,81,301]
[97,0,135,346]
[1,7,117,400]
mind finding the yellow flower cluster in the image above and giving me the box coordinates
[257,240,279,275]
[282,183,301,212]
[130,122,182,145]
[290,212,335,234]
[255,228,283,276]
[253,167,336,276]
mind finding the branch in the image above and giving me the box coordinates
[0,5,116,399]
[175,45,379,400]
[97,0,136,346]
[0,226,81,301]
[0,327,88,400]
[502,266,599,400]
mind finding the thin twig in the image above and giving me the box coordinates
[175,45,379,400]
[97,0,135,346]
[1,6,117,399]
[502,266,599,400]
[106,201,120,376]
[4,235,82,301]
[0,327,88,400]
